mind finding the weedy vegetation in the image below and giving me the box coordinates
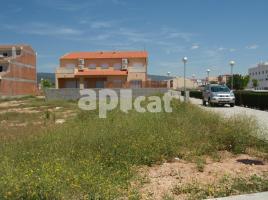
[0,97,267,199]
[172,174,268,200]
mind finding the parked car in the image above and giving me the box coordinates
[202,84,235,107]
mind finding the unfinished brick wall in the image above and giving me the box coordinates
[0,45,37,96]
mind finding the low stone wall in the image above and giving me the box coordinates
[44,88,169,101]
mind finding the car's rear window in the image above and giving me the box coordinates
[211,86,230,92]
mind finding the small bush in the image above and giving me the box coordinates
[235,91,268,110]
[185,90,268,111]
[189,91,203,99]
[181,91,203,99]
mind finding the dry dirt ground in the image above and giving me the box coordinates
[139,152,268,200]
[0,97,77,139]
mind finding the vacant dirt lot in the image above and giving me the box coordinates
[139,152,268,200]
[1,97,267,199]
[0,97,78,139]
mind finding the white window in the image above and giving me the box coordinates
[113,63,121,70]
[129,62,145,73]
[132,62,144,68]
[101,63,109,69]
[88,63,96,69]
[65,63,76,69]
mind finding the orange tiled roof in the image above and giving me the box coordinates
[75,70,128,76]
[0,44,32,49]
[61,51,148,59]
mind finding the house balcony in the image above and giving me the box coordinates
[55,67,76,79]
[56,67,75,74]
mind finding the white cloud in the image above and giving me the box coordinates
[218,47,226,51]
[79,20,117,28]
[90,21,113,29]
[35,0,126,12]
[229,48,236,52]
[3,19,195,54]
[164,32,194,42]
[35,0,97,11]
[4,23,82,36]
[159,27,195,42]
[191,44,199,50]
[246,44,259,50]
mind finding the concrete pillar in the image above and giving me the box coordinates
[12,47,16,58]
[79,77,84,89]
[55,77,59,89]
[185,91,190,102]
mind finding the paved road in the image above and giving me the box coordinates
[208,191,268,200]
[190,98,268,140]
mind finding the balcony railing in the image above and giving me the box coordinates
[103,81,167,88]
[56,68,74,74]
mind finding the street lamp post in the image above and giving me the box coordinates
[182,57,188,101]
[192,74,196,88]
[167,72,171,77]
[167,72,171,88]
[229,61,235,90]
[206,69,211,85]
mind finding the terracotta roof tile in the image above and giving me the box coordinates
[61,51,148,59]
[75,70,128,76]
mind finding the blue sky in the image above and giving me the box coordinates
[1,0,268,78]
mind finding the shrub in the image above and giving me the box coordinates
[235,91,268,110]
[181,90,203,99]
[189,90,203,99]
[184,90,268,111]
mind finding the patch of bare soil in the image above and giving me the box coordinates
[61,110,77,118]
[0,107,41,114]
[0,100,26,108]
[139,152,268,200]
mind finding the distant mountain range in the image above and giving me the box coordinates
[37,72,172,84]
[37,73,55,84]
[147,74,174,81]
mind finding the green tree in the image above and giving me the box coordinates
[227,74,250,90]
[252,79,259,89]
[209,80,218,84]
[242,75,250,89]
[41,79,54,89]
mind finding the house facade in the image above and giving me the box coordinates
[167,77,197,89]
[218,74,231,85]
[248,62,268,90]
[55,51,148,89]
[0,44,37,96]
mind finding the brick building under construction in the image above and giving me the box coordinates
[0,44,37,97]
